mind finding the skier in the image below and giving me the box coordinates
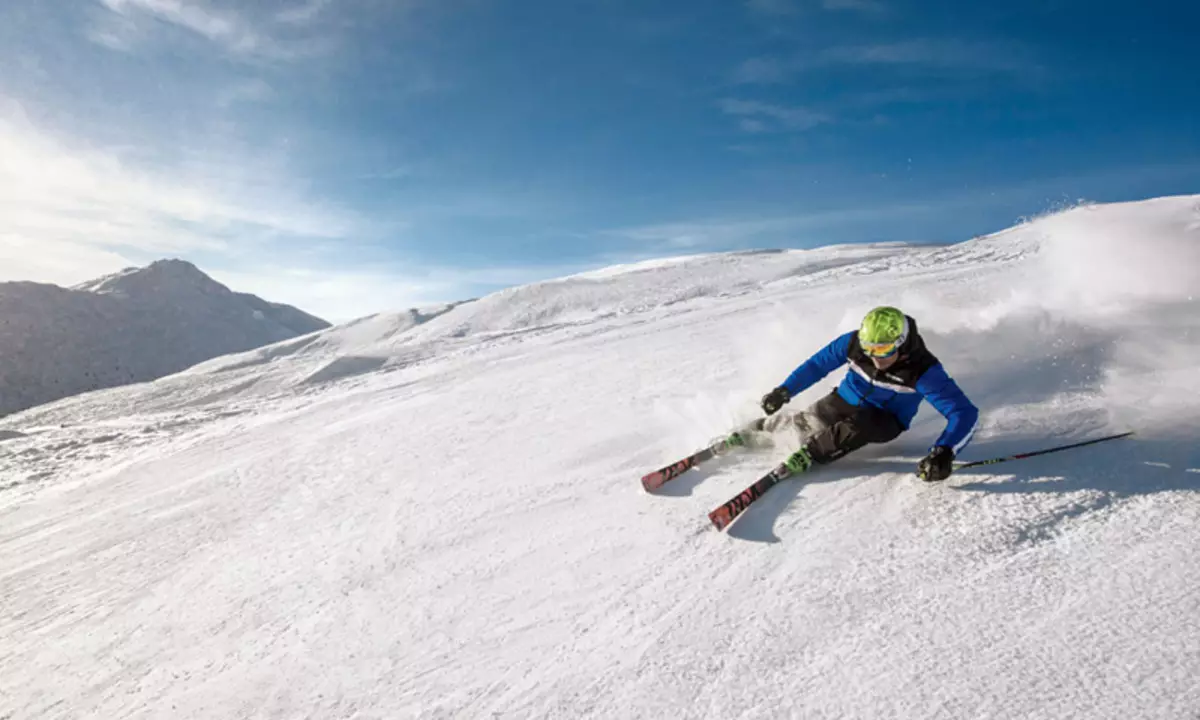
[745,306,979,482]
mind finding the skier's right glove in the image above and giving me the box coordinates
[918,446,955,482]
[760,386,791,416]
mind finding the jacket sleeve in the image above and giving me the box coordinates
[780,332,853,397]
[915,364,979,455]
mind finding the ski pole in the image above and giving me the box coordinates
[953,431,1135,470]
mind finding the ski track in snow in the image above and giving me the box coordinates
[2,197,1200,719]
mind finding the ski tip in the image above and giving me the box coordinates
[709,507,732,531]
[641,473,665,492]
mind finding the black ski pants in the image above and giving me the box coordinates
[801,390,905,464]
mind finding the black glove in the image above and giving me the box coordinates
[760,386,791,416]
[918,446,955,482]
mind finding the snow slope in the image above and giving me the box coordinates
[0,259,329,417]
[1,196,1199,719]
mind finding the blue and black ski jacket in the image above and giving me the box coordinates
[780,317,979,455]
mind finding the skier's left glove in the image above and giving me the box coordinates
[760,386,791,416]
[917,446,954,482]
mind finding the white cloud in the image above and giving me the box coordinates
[85,9,143,52]
[817,40,1042,77]
[0,103,592,321]
[99,0,261,53]
[732,40,1041,90]
[739,118,769,133]
[0,2,548,322]
[822,40,947,65]
[732,57,789,85]
[0,100,363,290]
[604,217,812,250]
[719,98,831,132]
[0,235,135,286]
[91,0,333,61]
[601,201,973,255]
[275,0,335,25]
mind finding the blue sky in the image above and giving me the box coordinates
[1,0,1197,320]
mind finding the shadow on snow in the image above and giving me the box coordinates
[722,435,1200,544]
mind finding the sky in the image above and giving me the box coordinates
[1,0,1198,322]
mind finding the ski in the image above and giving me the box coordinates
[641,419,765,492]
[708,461,795,531]
[641,437,737,492]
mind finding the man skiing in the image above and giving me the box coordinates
[745,306,979,482]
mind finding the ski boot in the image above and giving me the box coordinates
[714,430,749,455]
[783,445,814,474]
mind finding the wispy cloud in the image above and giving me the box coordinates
[719,99,831,133]
[98,0,264,55]
[604,216,812,250]
[818,39,1041,76]
[0,1,493,321]
[732,57,790,85]
[0,97,562,321]
[85,7,142,52]
[275,0,334,26]
[0,98,364,287]
[90,0,336,61]
[733,39,1043,87]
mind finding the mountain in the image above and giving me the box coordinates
[0,259,329,417]
[1,196,1198,719]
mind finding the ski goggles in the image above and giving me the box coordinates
[861,339,902,358]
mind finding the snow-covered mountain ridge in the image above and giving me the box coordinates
[0,259,329,417]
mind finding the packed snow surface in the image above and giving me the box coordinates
[2,197,1199,719]
[0,259,329,417]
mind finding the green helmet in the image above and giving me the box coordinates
[859,306,909,358]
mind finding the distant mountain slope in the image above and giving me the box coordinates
[0,259,329,416]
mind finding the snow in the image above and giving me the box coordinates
[0,259,330,417]
[2,196,1199,719]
